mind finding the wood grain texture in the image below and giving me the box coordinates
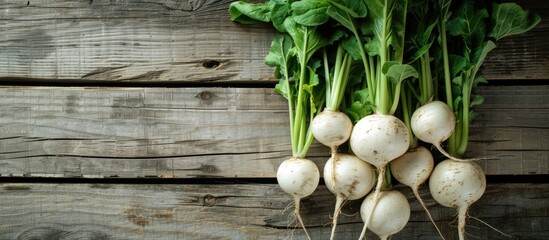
[0,183,547,240]
[0,86,547,178]
[0,0,275,83]
[0,0,547,83]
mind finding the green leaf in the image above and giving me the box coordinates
[303,60,324,114]
[365,37,381,56]
[489,2,541,41]
[274,78,292,100]
[384,63,419,85]
[328,0,367,18]
[469,109,478,124]
[472,40,496,69]
[325,0,367,32]
[327,29,348,45]
[407,2,438,62]
[342,35,363,60]
[452,76,463,87]
[408,41,433,63]
[347,62,365,86]
[284,17,328,65]
[473,74,488,85]
[447,0,488,49]
[265,34,295,78]
[229,1,273,24]
[453,95,463,113]
[469,109,479,123]
[438,0,452,21]
[271,1,293,32]
[450,55,467,78]
[390,0,408,55]
[382,61,399,75]
[345,88,373,123]
[326,5,354,31]
[470,95,484,108]
[291,0,330,26]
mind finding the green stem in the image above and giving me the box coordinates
[347,13,374,103]
[294,28,309,156]
[440,13,458,156]
[420,53,433,104]
[299,92,325,157]
[297,110,307,156]
[369,56,376,90]
[285,74,297,156]
[333,53,351,110]
[456,71,472,156]
[328,46,345,110]
[378,0,390,115]
[401,88,417,148]
[424,50,434,101]
[324,49,332,110]
[440,19,453,111]
[389,81,403,115]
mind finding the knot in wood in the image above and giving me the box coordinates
[202,60,220,69]
[202,194,216,207]
[197,91,212,100]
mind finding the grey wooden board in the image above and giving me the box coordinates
[0,0,547,83]
[0,86,547,178]
[0,183,547,240]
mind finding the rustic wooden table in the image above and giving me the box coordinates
[0,0,547,239]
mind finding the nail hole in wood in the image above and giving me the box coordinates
[202,60,220,69]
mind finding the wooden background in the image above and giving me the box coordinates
[0,0,547,239]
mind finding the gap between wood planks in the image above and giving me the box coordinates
[0,174,547,185]
[0,77,547,89]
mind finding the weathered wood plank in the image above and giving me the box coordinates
[0,0,275,83]
[0,86,547,178]
[0,183,547,240]
[0,0,547,83]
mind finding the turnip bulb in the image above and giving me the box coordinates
[350,114,409,167]
[276,157,320,240]
[324,154,376,240]
[324,154,376,201]
[391,147,446,239]
[411,101,455,146]
[360,190,411,240]
[311,109,353,149]
[429,159,486,240]
[277,157,320,198]
[411,101,465,161]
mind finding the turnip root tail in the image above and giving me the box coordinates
[433,142,491,162]
[330,196,344,240]
[358,165,386,240]
[331,147,338,190]
[412,188,446,240]
[294,197,312,240]
[468,214,512,238]
[458,205,468,240]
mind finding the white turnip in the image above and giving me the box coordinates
[350,114,410,168]
[359,190,411,240]
[312,109,353,150]
[429,159,486,240]
[277,157,320,240]
[390,146,446,240]
[411,101,476,162]
[324,154,376,240]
